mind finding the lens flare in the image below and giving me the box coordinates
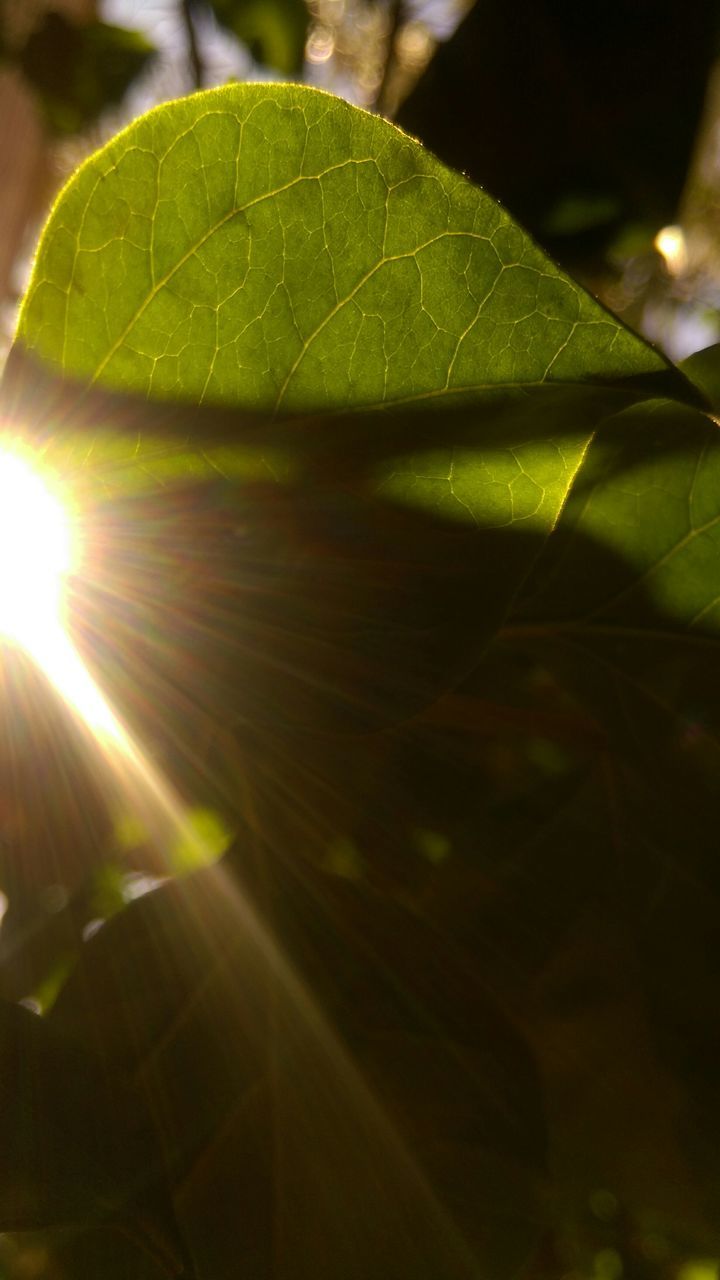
[0,445,205,866]
[0,444,127,741]
[654,224,688,277]
[0,446,74,645]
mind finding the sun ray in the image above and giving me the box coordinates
[0,443,206,869]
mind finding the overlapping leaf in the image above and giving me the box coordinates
[4,83,698,736]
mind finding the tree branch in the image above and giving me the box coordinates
[375,0,404,117]
[180,0,204,90]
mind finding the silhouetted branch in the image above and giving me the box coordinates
[375,0,404,116]
[180,0,204,89]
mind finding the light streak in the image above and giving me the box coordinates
[0,444,204,867]
[0,449,481,1268]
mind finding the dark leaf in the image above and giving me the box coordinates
[201,0,309,74]
[0,998,188,1275]
[46,851,545,1279]
[18,13,154,135]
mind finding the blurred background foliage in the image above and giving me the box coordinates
[4,4,720,1280]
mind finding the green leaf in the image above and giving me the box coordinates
[508,396,720,698]
[495,395,720,889]
[680,342,720,413]
[8,84,697,732]
[12,82,695,543]
[16,83,682,414]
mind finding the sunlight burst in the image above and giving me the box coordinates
[0,445,211,869]
[0,444,131,751]
[0,445,127,744]
[0,446,74,646]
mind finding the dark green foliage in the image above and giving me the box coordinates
[398,0,720,270]
[199,0,309,74]
[12,12,155,135]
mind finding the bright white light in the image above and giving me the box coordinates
[0,448,73,646]
[654,224,688,277]
[0,447,124,745]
